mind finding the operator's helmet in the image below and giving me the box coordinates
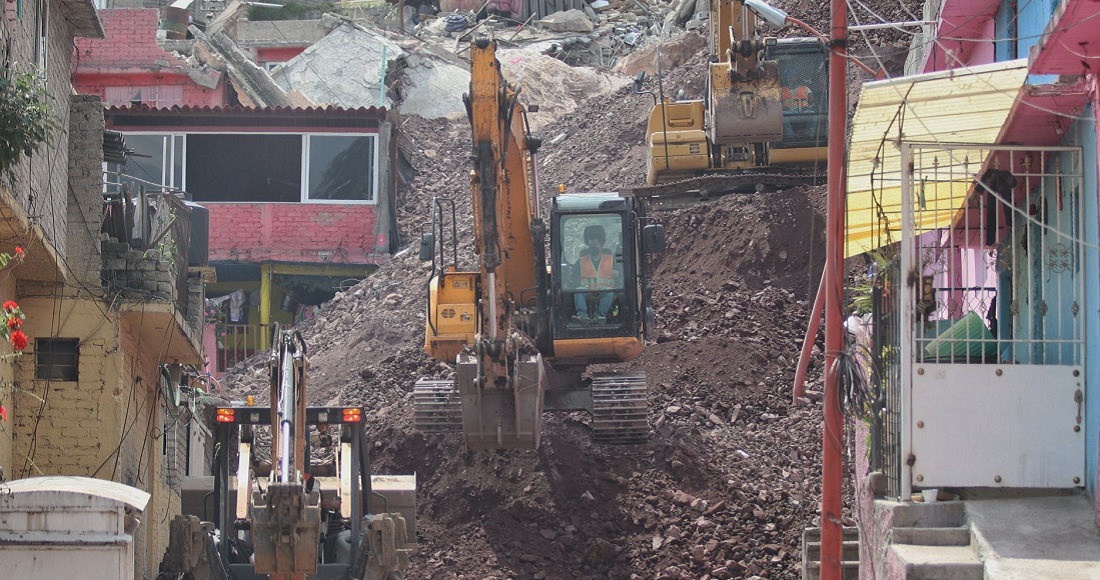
[584,225,606,244]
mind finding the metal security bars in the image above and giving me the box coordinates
[893,142,1086,494]
[901,143,1084,368]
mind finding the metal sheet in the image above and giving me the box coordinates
[845,59,1029,257]
[911,363,1084,488]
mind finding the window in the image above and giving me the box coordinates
[105,133,184,194]
[36,338,79,381]
[113,131,379,204]
[559,214,626,326]
[306,135,376,202]
[188,134,302,202]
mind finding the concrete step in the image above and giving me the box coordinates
[890,501,967,528]
[803,527,860,580]
[889,544,984,580]
[893,526,971,547]
[804,559,861,580]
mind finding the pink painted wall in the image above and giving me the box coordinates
[206,203,385,265]
[72,9,226,107]
[74,9,189,70]
[75,73,225,108]
[256,46,305,65]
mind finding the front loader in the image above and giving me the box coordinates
[159,328,415,580]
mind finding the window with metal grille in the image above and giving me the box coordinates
[36,339,79,381]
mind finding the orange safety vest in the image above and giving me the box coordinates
[580,252,614,290]
[781,85,811,111]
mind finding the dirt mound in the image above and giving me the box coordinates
[217,29,861,579]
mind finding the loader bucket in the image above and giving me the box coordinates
[456,352,546,450]
[250,482,321,575]
[708,60,784,145]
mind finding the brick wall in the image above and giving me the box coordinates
[74,9,189,70]
[0,0,82,263]
[67,95,106,290]
[76,73,226,108]
[207,203,386,264]
[102,238,181,304]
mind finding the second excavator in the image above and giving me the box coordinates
[636,0,829,199]
[414,37,666,451]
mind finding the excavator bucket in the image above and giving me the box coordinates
[707,59,784,145]
[250,482,322,576]
[456,352,546,450]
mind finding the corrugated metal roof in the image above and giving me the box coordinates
[845,59,1030,257]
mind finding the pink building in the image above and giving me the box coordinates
[73,9,227,108]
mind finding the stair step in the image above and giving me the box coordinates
[890,544,983,580]
[803,527,860,580]
[804,560,860,580]
[804,540,861,560]
[893,526,971,547]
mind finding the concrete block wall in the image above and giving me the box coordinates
[101,238,181,305]
[67,95,107,291]
[207,203,384,264]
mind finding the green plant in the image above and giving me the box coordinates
[0,71,58,184]
[849,248,895,315]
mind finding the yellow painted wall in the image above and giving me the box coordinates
[0,275,16,480]
[11,294,184,578]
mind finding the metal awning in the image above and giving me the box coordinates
[845,59,1030,257]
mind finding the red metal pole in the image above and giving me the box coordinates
[793,270,825,405]
[821,0,848,573]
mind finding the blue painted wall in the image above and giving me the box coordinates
[1072,103,1099,495]
[1017,0,1059,84]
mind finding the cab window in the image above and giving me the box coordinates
[560,214,625,327]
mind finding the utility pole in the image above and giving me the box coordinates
[821,0,849,573]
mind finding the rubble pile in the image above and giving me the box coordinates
[217,0,922,573]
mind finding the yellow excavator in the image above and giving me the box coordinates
[159,327,415,580]
[414,37,666,450]
[635,0,828,198]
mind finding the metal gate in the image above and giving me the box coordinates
[897,143,1085,497]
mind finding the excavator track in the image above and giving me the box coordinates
[627,173,823,208]
[590,372,649,444]
[413,379,462,433]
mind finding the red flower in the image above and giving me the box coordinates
[6,317,19,329]
[2,300,17,312]
[9,330,27,350]
[13,246,23,255]
[0,404,6,421]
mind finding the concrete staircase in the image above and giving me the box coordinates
[802,527,860,580]
[887,502,983,580]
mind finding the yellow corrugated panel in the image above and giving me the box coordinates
[845,59,1030,257]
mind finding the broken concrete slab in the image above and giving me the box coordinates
[498,45,631,131]
[539,9,595,32]
[271,23,407,109]
[611,30,705,77]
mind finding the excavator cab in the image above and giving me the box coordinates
[766,38,829,163]
[551,193,650,347]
